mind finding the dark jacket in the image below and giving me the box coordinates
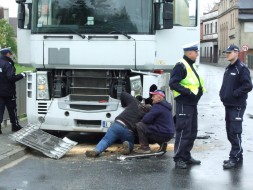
[115,92,148,132]
[219,59,252,107]
[141,100,175,137]
[169,55,202,105]
[0,55,24,97]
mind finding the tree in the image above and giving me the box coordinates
[0,19,17,54]
[201,0,220,14]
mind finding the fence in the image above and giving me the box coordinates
[3,79,26,126]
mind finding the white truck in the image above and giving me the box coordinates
[16,0,200,132]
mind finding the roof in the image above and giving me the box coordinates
[238,14,253,21]
[238,0,253,9]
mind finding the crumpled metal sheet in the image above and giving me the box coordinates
[9,124,77,159]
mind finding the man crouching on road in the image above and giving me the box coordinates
[85,92,151,157]
[135,90,175,153]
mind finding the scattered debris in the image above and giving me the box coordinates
[9,124,77,159]
[248,114,253,119]
[203,140,212,144]
[196,135,211,139]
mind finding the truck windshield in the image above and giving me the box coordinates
[32,0,152,34]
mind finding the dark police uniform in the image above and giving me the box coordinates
[219,58,252,165]
[169,54,204,168]
[0,53,25,133]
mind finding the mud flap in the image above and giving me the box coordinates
[9,124,77,159]
[117,142,167,161]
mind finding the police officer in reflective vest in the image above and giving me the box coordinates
[220,45,252,169]
[0,47,26,134]
[169,42,205,169]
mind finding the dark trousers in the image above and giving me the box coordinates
[225,106,245,162]
[0,96,20,129]
[174,102,198,162]
[136,122,173,149]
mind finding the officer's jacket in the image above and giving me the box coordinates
[169,55,204,105]
[0,56,23,97]
[173,58,205,97]
[219,59,252,106]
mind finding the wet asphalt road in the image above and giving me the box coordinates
[0,64,253,190]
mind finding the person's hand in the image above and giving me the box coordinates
[21,72,26,78]
[188,91,197,99]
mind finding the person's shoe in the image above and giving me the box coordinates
[121,141,131,155]
[12,125,22,132]
[224,159,243,164]
[223,160,238,169]
[223,160,242,169]
[175,159,187,169]
[186,157,201,165]
[85,150,99,158]
[0,128,2,134]
[135,147,151,154]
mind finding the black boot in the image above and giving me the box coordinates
[175,159,187,169]
[186,157,201,165]
[0,128,2,134]
[12,125,22,132]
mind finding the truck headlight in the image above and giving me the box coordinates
[37,71,49,100]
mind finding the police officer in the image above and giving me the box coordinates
[220,45,252,169]
[0,47,26,134]
[169,42,205,169]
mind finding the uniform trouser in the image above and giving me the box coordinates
[174,102,198,162]
[0,96,20,128]
[225,106,245,162]
[136,122,173,149]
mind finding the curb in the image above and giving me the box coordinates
[0,145,27,168]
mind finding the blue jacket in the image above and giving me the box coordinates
[0,55,24,97]
[141,100,175,137]
[219,59,252,107]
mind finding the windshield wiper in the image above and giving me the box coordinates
[41,26,86,39]
[112,27,131,39]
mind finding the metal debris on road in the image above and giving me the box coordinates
[248,114,253,119]
[196,135,211,139]
[9,124,77,159]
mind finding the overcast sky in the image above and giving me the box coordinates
[1,0,220,17]
[0,0,17,17]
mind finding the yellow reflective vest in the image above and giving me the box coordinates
[173,58,205,98]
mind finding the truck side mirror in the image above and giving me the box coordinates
[154,2,174,30]
[17,3,31,29]
[16,0,26,3]
[18,3,25,29]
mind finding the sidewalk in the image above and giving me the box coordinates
[0,120,28,168]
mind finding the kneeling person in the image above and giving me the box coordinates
[136,90,175,153]
[85,92,150,157]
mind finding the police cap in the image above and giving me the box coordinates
[0,47,13,55]
[182,41,199,51]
